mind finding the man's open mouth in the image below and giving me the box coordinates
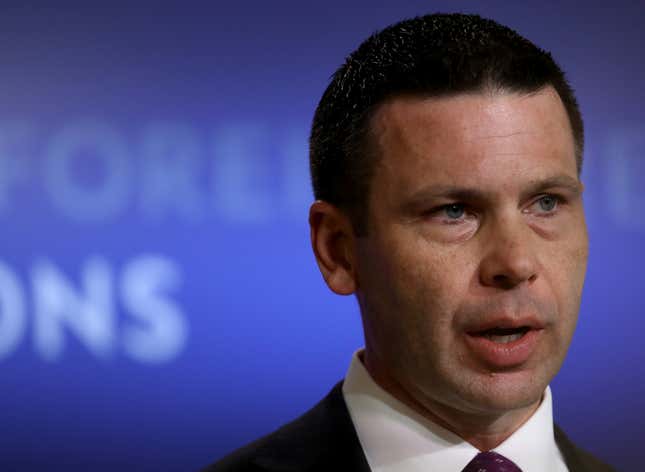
[470,326,532,344]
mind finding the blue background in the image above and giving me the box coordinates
[1,2,643,470]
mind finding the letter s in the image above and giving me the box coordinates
[121,255,188,363]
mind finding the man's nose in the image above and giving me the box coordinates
[478,215,538,290]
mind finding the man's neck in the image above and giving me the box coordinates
[362,353,541,451]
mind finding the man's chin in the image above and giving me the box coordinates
[450,337,561,414]
[455,369,548,416]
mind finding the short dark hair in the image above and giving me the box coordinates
[309,13,583,235]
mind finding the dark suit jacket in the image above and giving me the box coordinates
[204,382,615,472]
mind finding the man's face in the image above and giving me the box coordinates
[354,87,588,419]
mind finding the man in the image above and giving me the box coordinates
[206,13,614,472]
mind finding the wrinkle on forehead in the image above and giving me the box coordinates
[465,131,526,141]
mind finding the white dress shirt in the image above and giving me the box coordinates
[342,350,568,472]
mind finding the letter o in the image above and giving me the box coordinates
[44,121,131,222]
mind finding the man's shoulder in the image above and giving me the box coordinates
[554,424,616,472]
[202,381,369,472]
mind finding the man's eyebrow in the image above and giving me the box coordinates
[403,175,582,208]
[520,175,583,200]
[403,186,488,208]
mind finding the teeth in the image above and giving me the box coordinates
[485,332,524,344]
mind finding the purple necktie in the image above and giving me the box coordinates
[461,451,522,472]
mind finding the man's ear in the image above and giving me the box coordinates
[309,200,358,295]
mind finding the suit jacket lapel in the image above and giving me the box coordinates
[554,424,614,471]
[252,382,370,472]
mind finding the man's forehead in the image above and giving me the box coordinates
[371,87,566,139]
[369,89,576,176]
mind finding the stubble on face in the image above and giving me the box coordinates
[353,87,589,447]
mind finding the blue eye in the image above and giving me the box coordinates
[537,195,558,212]
[444,203,465,219]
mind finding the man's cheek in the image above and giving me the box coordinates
[561,240,589,298]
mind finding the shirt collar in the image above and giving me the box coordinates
[342,349,566,472]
